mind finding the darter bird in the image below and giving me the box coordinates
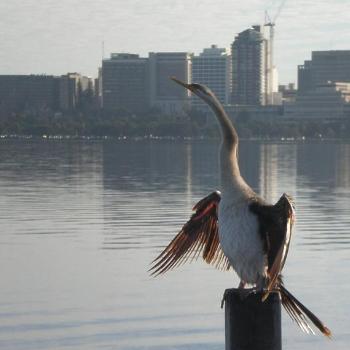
[150,77,331,338]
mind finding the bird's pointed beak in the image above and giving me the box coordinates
[171,77,193,91]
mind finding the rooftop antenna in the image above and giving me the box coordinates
[102,41,105,61]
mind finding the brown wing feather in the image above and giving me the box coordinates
[250,193,295,300]
[264,194,295,300]
[150,191,230,276]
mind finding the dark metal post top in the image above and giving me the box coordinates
[224,288,282,350]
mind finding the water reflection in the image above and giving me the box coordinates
[0,140,349,350]
[335,144,350,188]
[100,140,350,252]
[296,142,350,188]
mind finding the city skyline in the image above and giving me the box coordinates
[1,0,350,85]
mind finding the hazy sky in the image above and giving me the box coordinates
[1,0,349,84]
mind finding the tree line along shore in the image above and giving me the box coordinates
[1,109,350,140]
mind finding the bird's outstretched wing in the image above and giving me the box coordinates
[150,191,230,276]
[250,193,295,299]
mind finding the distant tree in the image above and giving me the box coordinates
[236,110,252,124]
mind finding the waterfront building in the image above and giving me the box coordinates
[95,68,103,108]
[102,53,149,113]
[298,51,350,93]
[284,82,350,120]
[0,75,59,112]
[231,25,278,106]
[191,45,231,111]
[58,73,93,110]
[231,26,266,105]
[149,52,192,114]
[279,83,297,103]
[0,73,94,114]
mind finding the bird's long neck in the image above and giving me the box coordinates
[209,98,247,193]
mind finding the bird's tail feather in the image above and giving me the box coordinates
[279,283,331,338]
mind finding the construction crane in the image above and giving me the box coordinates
[264,0,287,104]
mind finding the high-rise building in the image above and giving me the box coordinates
[231,25,268,106]
[231,25,278,106]
[149,52,192,114]
[191,45,231,110]
[298,51,350,93]
[102,53,149,113]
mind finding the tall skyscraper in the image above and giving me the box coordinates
[231,25,277,106]
[149,52,192,114]
[231,25,267,106]
[191,45,231,110]
[298,51,350,93]
[102,53,149,113]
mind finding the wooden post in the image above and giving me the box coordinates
[223,289,281,350]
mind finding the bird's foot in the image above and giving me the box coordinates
[238,280,246,289]
[221,283,260,308]
[237,288,256,301]
[236,280,259,300]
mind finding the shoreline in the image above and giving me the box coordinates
[0,134,350,143]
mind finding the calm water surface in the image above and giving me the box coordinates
[0,140,349,350]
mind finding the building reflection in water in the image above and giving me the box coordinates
[296,142,338,188]
[100,140,350,252]
[335,143,350,188]
[185,142,193,212]
[101,140,349,200]
[259,144,278,202]
[258,143,297,203]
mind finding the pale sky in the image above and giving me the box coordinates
[1,0,349,84]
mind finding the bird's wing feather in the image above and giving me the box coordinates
[150,191,230,276]
[250,194,295,298]
[267,194,295,291]
[278,276,331,337]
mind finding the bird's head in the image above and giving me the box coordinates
[171,77,216,106]
[171,77,238,147]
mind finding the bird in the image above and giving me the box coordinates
[150,77,331,338]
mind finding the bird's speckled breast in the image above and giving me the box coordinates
[218,197,266,285]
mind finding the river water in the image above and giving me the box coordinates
[0,139,349,350]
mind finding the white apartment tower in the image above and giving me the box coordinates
[191,45,232,110]
[231,25,279,106]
